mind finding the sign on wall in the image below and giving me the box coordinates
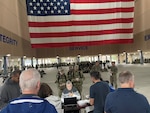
[0,34,18,46]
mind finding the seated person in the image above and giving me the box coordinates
[61,81,81,103]
[38,83,62,113]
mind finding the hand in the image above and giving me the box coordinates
[76,78,79,81]
[69,92,73,97]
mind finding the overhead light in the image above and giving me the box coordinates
[23,56,26,58]
[56,55,59,59]
[6,54,11,57]
[123,52,126,54]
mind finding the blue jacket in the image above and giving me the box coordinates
[0,94,57,113]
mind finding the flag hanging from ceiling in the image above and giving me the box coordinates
[26,0,134,48]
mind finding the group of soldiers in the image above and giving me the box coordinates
[56,61,118,97]
[91,61,118,89]
[56,65,85,97]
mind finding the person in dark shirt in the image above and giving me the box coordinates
[0,70,21,109]
[105,71,150,113]
[89,71,110,113]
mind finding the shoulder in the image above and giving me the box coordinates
[90,83,95,89]
[106,91,117,101]
[73,87,78,91]
[62,88,68,93]
[134,92,149,102]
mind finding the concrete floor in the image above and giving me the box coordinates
[0,64,150,102]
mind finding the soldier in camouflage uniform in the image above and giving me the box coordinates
[72,65,85,94]
[91,61,102,77]
[110,61,118,89]
[57,69,67,97]
[67,65,74,81]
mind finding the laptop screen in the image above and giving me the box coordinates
[64,97,77,105]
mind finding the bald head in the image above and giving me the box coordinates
[19,69,41,94]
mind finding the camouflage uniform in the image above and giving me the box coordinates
[110,64,118,89]
[72,70,85,94]
[91,63,102,78]
[57,73,67,97]
[67,66,74,81]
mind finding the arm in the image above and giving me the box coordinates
[61,92,65,103]
[1,86,9,103]
[73,91,81,100]
[89,98,94,105]
[89,86,94,106]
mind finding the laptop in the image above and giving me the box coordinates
[64,97,77,105]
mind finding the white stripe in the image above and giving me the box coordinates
[10,99,44,104]
[29,23,133,33]
[71,1,134,10]
[30,34,133,44]
[28,12,134,22]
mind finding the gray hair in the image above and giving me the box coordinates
[66,80,72,85]
[19,69,41,91]
[119,71,134,84]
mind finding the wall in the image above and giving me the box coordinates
[0,0,150,58]
[0,0,36,57]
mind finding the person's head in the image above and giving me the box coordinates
[119,71,135,88]
[111,61,115,66]
[90,71,101,83]
[95,61,99,66]
[69,65,73,70]
[59,69,64,75]
[74,65,79,71]
[11,70,22,83]
[38,83,53,98]
[19,68,41,95]
[66,81,73,91]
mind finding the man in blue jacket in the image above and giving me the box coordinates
[0,69,57,113]
[105,71,150,113]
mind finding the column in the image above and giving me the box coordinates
[110,55,112,62]
[20,57,24,70]
[36,58,39,65]
[125,52,128,64]
[98,55,100,61]
[31,57,34,67]
[77,55,80,64]
[3,56,8,75]
[118,54,120,64]
[139,50,144,64]
[106,55,108,61]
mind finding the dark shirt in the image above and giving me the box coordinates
[0,78,20,105]
[90,81,110,113]
[105,88,150,113]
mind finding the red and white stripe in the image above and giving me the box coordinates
[28,0,134,48]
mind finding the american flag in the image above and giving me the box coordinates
[26,0,134,48]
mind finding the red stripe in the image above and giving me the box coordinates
[71,7,134,15]
[30,29,133,38]
[28,18,133,27]
[31,39,133,48]
[71,0,133,3]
